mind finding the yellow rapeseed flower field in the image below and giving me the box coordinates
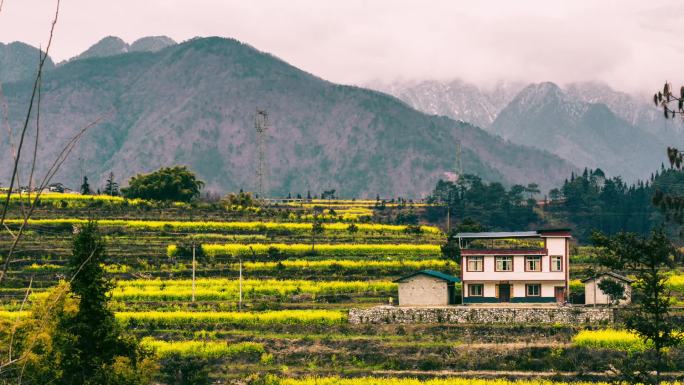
[141,338,264,358]
[108,278,396,301]
[8,218,441,234]
[116,309,346,326]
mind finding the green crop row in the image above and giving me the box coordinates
[170,243,442,259]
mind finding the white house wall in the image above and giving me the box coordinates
[584,277,632,305]
[463,255,565,281]
[465,281,565,300]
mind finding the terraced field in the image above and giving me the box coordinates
[1,195,683,383]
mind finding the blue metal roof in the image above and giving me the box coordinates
[394,269,461,283]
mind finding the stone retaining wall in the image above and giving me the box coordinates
[348,306,614,325]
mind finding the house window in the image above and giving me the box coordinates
[551,255,563,272]
[526,284,541,297]
[525,256,542,272]
[495,256,513,271]
[468,284,483,296]
[467,256,483,272]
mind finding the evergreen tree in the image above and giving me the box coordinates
[592,229,682,384]
[80,176,91,195]
[14,222,155,384]
[104,171,119,196]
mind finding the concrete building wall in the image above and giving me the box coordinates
[464,281,565,303]
[462,236,569,283]
[546,237,566,257]
[398,275,449,306]
[585,277,632,305]
[464,255,565,281]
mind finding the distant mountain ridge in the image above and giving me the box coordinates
[71,35,177,61]
[369,79,524,128]
[0,42,55,83]
[371,79,678,181]
[0,37,574,197]
[490,82,665,181]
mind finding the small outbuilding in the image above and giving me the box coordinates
[582,272,634,306]
[394,270,460,306]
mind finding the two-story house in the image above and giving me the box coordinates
[457,229,571,304]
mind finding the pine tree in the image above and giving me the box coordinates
[17,222,156,384]
[104,171,119,196]
[80,176,91,195]
[592,229,682,384]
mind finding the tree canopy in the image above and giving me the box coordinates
[427,174,539,231]
[6,222,156,384]
[122,166,204,202]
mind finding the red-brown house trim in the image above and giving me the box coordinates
[538,230,572,237]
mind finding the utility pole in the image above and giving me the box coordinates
[192,242,196,302]
[239,255,243,312]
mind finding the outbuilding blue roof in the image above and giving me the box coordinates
[393,269,461,283]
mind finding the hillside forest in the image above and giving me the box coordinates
[426,165,684,242]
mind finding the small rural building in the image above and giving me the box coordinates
[457,229,572,304]
[582,272,633,306]
[394,270,461,306]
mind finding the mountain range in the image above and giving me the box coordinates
[371,79,682,182]
[0,36,575,197]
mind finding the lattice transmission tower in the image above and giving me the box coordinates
[254,109,269,197]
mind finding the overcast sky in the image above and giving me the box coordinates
[0,0,681,94]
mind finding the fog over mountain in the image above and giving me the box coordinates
[369,80,524,129]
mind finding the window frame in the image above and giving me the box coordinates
[495,256,513,272]
[468,283,484,297]
[466,256,484,272]
[525,283,541,297]
[550,255,563,272]
[524,255,542,272]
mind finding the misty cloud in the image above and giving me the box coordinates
[0,0,680,94]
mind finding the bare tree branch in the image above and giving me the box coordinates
[0,113,108,282]
[0,0,60,230]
